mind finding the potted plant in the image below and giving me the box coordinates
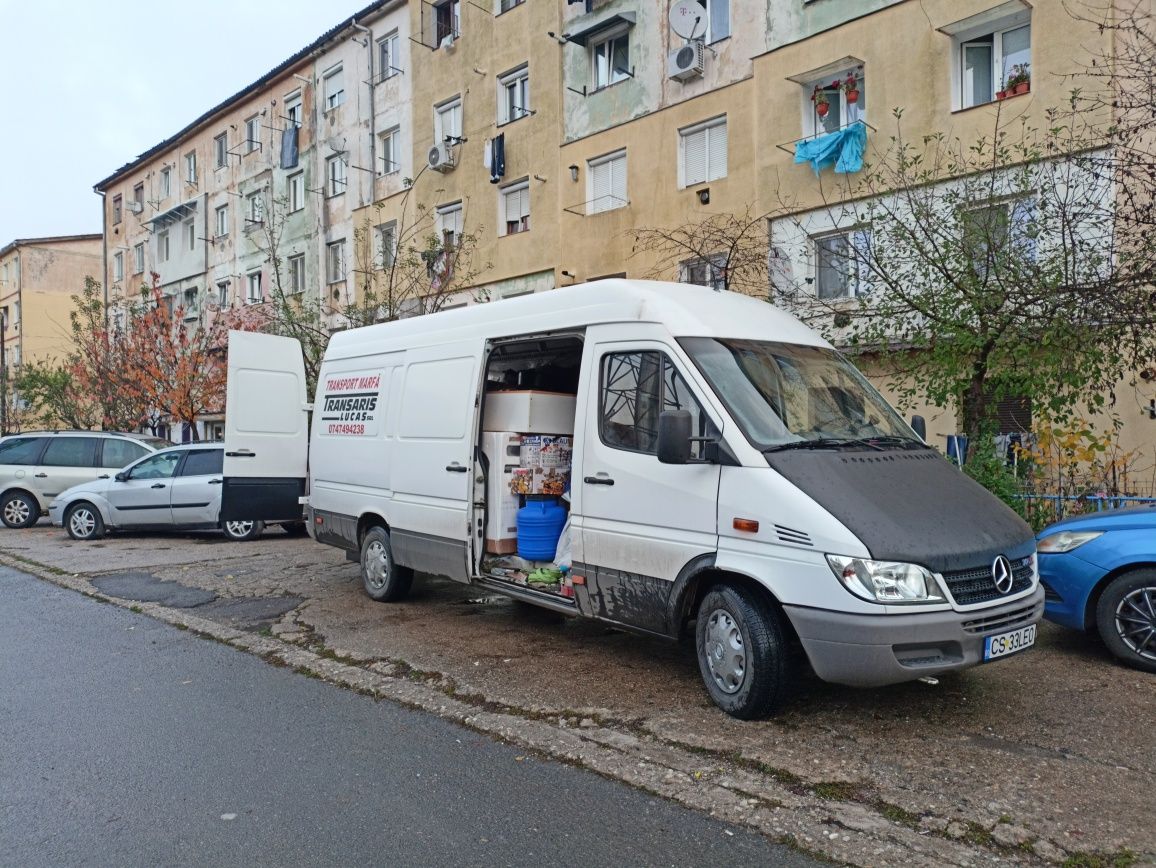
[841,69,861,104]
[812,85,830,118]
[1005,63,1030,95]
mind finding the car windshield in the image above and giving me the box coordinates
[679,338,917,450]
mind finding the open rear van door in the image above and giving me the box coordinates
[220,330,309,522]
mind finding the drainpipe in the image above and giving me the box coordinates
[353,22,377,210]
[97,190,108,308]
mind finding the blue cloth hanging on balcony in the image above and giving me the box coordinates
[793,121,867,174]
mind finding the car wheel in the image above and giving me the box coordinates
[1095,569,1156,674]
[360,526,414,603]
[282,521,308,536]
[222,519,264,542]
[695,584,790,719]
[1,491,39,529]
[65,502,106,541]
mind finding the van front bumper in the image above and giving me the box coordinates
[783,585,1045,687]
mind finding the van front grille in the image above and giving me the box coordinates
[942,556,1034,606]
[961,603,1038,634]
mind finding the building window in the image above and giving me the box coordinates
[681,254,728,291]
[323,65,344,111]
[246,270,262,304]
[377,30,400,79]
[435,96,462,144]
[113,252,124,282]
[436,203,463,248]
[216,280,230,307]
[500,180,530,236]
[813,229,872,299]
[960,197,1036,275]
[590,26,630,90]
[958,20,1031,109]
[132,183,144,207]
[288,171,305,211]
[679,116,727,187]
[215,205,229,238]
[184,217,196,251]
[183,287,198,318]
[157,229,170,263]
[499,0,524,11]
[244,116,260,153]
[160,167,171,198]
[288,254,305,295]
[133,243,145,274]
[326,241,346,283]
[586,150,627,215]
[214,132,228,168]
[806,66,865,136]
[697,0,729,42]
[377,221,397,268]
[112,195,123,224]
[326,155,347,197]
[184,150,197,184]
[498,65,530,125]
[378,128,400,175]
[285,91,303,127]
[434,0,460,48]
[246,192,264,226]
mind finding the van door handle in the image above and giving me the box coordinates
[445,463,468,473]
[584,476,615,486]
[151,483,167,489]
[34,473,47,478]
[225,451,254,458]
[208,479,223,485]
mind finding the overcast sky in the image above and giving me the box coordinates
[0,0,370,245]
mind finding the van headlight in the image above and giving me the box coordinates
[826,555,945,604]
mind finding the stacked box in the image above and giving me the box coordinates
[482,432,522,554]
[483,391,576,434]
[520,435,573,496]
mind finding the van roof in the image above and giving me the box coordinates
[326,280,829,360]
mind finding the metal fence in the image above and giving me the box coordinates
[1014,493,1156,525]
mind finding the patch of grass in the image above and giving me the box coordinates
[293,666,320,679]
[173,623,188,631]
[1061,850,1138,868]
[813,781,862,801]
[872,800,921,829]
[962,821,997,848]
[257,626,273,637]
[129,605,143,614]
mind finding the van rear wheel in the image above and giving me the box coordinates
[360,526,414,602]
[695,585,789,719]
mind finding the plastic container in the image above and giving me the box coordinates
[516,497,567,561]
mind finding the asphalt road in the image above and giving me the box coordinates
[0,566,815,868]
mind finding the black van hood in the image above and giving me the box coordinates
[764,448,1035,573]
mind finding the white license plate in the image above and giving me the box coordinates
[983,624,1037,661]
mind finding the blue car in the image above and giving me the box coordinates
[1037,504,1156,673]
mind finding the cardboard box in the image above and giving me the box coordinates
[483,390,576,434]
[532,467,570,497]
[519,435,573,469]
[482,432,522,553]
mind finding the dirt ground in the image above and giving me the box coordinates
[4,523,1152,867]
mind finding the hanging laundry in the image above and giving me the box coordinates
[483,137,492,172]
[489,133,506,184]
[280,125,299,170]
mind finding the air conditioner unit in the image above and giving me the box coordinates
[667,41,705,82]
[427,142,456,173]
[127,201,144,215]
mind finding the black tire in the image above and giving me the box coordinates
[65,502,106,541]
[360,526,414,603]
[222,519,264,542]
[695,584,790,719]
[282,521,309,536]
[1,490,40,529]
[1095,569,1156,674]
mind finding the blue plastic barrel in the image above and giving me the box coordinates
[517,498,567,561]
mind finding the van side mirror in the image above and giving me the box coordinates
[657,410,693,464]
[114,471,128,482]
[910,415,927,442]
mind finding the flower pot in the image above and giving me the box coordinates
[846,89,860,104]
[1013,81,1030,95]
[816,102,829,118]
[996,90,1008,100]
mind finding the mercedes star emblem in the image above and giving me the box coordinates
[991,555,1014,594]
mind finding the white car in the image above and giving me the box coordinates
[49,443,285,542]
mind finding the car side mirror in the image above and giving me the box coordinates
[910,415,927,442]
[114,471,128,482]
[657,410,693,464]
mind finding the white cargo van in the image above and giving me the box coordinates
[222,280,1042,718]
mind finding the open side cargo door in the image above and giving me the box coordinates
[220,330,309,522]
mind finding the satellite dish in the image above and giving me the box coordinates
[669,0,706,40]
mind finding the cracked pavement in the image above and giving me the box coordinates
[2,524,1152,867]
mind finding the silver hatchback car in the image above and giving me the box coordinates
[0,431,169,528]
[49,443,302,541]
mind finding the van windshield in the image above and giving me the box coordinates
[679,338,918,450]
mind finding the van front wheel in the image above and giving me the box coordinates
[696,585,789,719]
[360,526,414,603]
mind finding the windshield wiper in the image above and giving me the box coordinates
[765,437,885,453]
